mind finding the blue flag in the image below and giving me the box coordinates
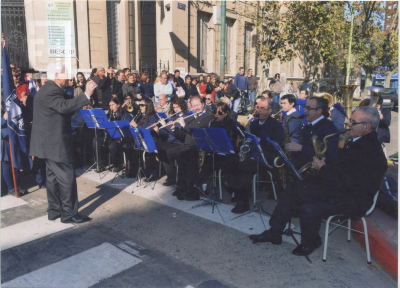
[2,45,29,168]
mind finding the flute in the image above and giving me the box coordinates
[157,111,201,130]
[144,111,183,129]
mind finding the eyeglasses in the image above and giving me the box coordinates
[206,98,211,100]
[256,106,269,111]
[348,119,366,126]
[304,106,319,111]
[215,111,223,116]
[139,104,146,107]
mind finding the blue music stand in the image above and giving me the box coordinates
[129,128,159,190]
[80,108,110,176]
[189,128,235,222]
[230,132,273,227]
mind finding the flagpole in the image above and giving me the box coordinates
[8,138,19,198]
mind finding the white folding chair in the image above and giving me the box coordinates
[322,190,380,264]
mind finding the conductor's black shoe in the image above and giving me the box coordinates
[292,237,322,256]
[231,201,250,214]
[177,188,188,201]
[163,178,176,186]
[249,230,282,244]
[184,188,200,201]
[61,214,92,224]
[172,185,186,196]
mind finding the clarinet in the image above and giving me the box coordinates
[102,111,112,147]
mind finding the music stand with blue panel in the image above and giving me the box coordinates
[103,121,131,182]
[80,108,109,176]
[129,127,159,190]
[190,128,236,222]
[230,132,273,228]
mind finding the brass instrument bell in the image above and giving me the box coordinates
[366,86,385,108]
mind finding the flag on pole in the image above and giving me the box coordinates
[2,44,29,168]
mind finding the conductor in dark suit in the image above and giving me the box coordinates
[249,107,387,257]
[30,63,97,224]
[281,94,303,144]
[172,95,214,201]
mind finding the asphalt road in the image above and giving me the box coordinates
[1,167,397,288]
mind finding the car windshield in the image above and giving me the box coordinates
[384,88,397,95]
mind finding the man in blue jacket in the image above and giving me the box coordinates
[234,67,248,113]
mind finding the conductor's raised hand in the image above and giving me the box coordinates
[85,80,98,97]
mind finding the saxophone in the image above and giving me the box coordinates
[273,114,305,187]
[198,119,214,167]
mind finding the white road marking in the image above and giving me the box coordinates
[1,215,74,251]
[1,195,28,211]
[117,243,143,258]
[78,168,301,245]
[2,242,142,288]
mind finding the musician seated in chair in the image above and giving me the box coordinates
[196,102,239,192]
[281,94,303,144]
[153,98,188,187]
[249,107,387,257]
[125,98,160,178]
[228,98,284,214]
[93,98,131,173]
[285,97,339,171]
[172,95,214,201]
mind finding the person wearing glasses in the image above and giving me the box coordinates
[172,95,214,201]
[249,106,387,257]
[229,98,284,214]
[285,97,339,170]
[196,102,239,192]
[204,94,215,112]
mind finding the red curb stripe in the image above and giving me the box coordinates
[352,218,398,279]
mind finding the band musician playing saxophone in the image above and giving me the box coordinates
[249,107,387,257]
[228,98,284,214]
[285,97,339,170]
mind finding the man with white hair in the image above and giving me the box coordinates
[30,62,98,224]
[91,67,112,110]
[249,106,387,257]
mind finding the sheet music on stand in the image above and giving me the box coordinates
[243,132,271,168]
[265,136,303,181]
[190,128,235,154]
[103,121,129,139]
[128,128,158,153]
[80,108,108,128]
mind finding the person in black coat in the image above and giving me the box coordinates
[359,97,391,143]
[127,97,159,177]
[285,97,339,170]
[91,67,112,110]
[281,94,303,144]
[153,98,188,186]
[174,69,185,87]
[30,63,97,223]
[204,94,215,112]
[229,98,285,214]
[196,102,239,189]
[112,70,125,104]
[215,81,240,105]
[249,107,387,257]
[182,75,199,100]
[93,98,132,173]
[172,95,215,201]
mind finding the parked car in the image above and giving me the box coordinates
[381,87,398,111]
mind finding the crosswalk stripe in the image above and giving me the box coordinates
[2,242,142,288]
[1,215,74,251]
[1,195,28,211]
[78,169,301,245]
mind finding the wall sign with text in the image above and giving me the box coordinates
[46,1,76,58]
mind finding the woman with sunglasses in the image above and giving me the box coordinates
[68,76,83,98]
[127,98,160,178]
[76,72,87,92]
[196,101,240,192]
[153,98,189,186]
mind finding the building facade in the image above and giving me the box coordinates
[384,1,398,34]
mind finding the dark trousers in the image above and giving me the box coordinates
[197,154,239,186]
[269,180,347,246]
[93,137,122,167]
[176,148,200,186]
[157,142,185,180]
[45,159,79,221]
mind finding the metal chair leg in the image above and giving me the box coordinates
[175,159,178,184]
[347,218,351,242]
[266,171,277,200]
[323,216,334,262]
[218,169,223,201]
[361,217,372,264]
[252,174,257,205]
